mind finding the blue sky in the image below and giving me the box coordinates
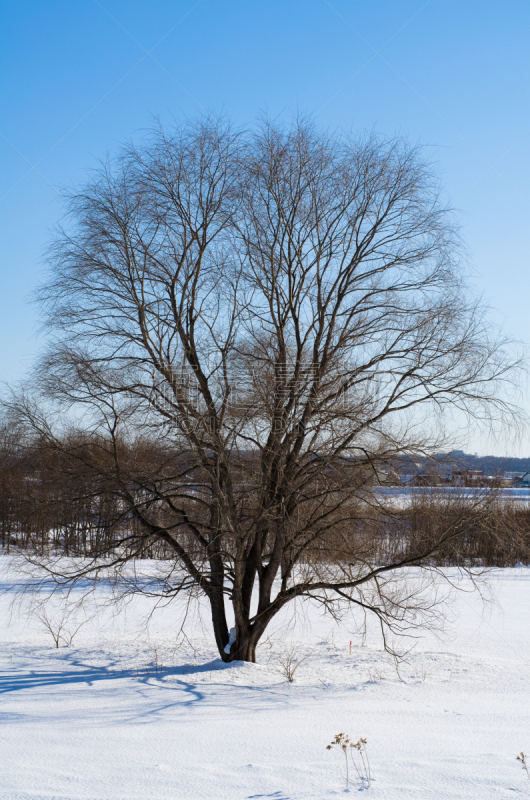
[1,0,529,454]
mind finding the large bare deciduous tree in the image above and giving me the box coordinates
[10,116,518,662]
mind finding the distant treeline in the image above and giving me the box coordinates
[452,454,530,475]
[398,451,530,476]
[1,430,529,568]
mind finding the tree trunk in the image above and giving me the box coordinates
[209,591,229,659]
[219,612,277,663]
[225,629,257,663]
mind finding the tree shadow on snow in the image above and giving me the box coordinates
[248,793,291,799]
[0,653,298,721]
[0,652,216,708]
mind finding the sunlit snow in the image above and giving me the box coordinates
[1,557,529,798]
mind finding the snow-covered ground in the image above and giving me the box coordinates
[1,556,530,799]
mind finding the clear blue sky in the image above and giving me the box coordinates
[1,0,529,454]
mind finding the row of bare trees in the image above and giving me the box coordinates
[0,428,175,558]
[2,428,529,568]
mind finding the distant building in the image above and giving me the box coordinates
[374,467,400,485]
[414,474,446,487]
[521,472,530,488]
[451,469,512,488]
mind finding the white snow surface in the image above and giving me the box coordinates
[224,626,237,655]
[1,556,530,799]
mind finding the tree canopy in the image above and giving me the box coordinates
[9,116,518,662]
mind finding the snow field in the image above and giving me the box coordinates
[1,558,530,799]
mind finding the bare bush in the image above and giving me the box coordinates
[31,598,88,648]
[274,645,311,682]
[327,732,371,790]
[516,752,530,781]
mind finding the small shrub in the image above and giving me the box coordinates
[517,752,530,781]
[33,601,87,648]
[274,646,309,682]
[326,732,371,789]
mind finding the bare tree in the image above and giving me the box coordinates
[8,116,520,662]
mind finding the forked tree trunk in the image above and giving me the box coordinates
[216,622,258,663]
[229,633,257,663]
[215,610,275,663]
